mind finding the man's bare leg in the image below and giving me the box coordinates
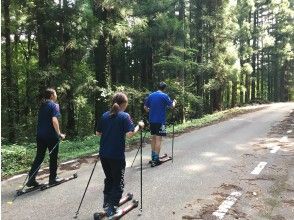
[151,135,156,160]
[154,136,162,156]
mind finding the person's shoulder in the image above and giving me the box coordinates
[150,91,161,96]
[47,101,59,109]
[102,111,110,118]
[118,111,130,118]
[157,91,168,97]
[119,112,133,122]
[148,92,155,97]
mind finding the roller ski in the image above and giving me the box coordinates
[40,173,78,190]
[94,200,139,220]
[150,154,172,167]
[15,183,44,196]
[93,193,138,220]
[16,173,78,196]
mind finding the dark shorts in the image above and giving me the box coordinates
[150,123,167,136]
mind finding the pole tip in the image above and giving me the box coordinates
[73,212,79,219]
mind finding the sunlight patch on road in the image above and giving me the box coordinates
[235,144,248,151]
[212,157,232,162]
[200,152,218,157]
[126,155,149,168]
[183,164,206,173]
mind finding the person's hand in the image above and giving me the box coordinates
[59,133,66,140]
[138,121,145,129]
[173,99,177,107]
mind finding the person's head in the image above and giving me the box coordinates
[158,82,167,91]
[110,92,128,115]
[44,88,57,102]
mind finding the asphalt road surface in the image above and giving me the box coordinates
[2,103,293,220]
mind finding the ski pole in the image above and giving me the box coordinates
[131,128,148,167]
[172,122,175,163]
[172,109,175,163]
[140,128,143,212]
[12,140,61,202]
[74,156,99,218]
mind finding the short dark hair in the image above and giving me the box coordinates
[158,82,167,91]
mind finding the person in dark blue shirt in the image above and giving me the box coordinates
[26,88,66,187]
[144,82,176,166]
[96,92,144,218]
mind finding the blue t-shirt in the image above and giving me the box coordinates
[96,111,135,160]
[145,91,173,124]
[37,100,61,140]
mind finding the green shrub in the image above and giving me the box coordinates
[1,145,34,177]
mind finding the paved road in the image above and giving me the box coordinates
[2,103,293,220]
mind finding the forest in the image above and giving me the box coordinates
[2,0,294,144]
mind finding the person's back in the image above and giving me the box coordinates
[146,91,172,124]
[37,101,60,140]
[27,88,65,187]
[98,111,133,160]
[95,92,144,218]
[144,82,175,165]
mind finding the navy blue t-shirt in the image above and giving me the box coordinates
[96,111,135,160]
[145,91,173,124]
[37,101,61,140]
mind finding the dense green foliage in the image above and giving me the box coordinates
[1,0,294,144]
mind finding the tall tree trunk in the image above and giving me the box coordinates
[179,0,186,122]
[226,84,231,109]
[25,31,33,116]
[251,10,257,100]
[93,3,109,122]
[61,0,76,136]
[13,33,20,123]
[232,81,237,107]
[211,88,222,111]
[94,35,108,121]
[36,0,49,100]
[245,73,250,103]
[3,0,16,142]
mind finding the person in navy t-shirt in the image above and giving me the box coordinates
[26,88,65,187]
[144,82,176,166]
[96,92,144,218]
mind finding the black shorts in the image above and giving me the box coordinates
[150,123,167,136]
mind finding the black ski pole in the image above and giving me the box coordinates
[172,110,175,163]
[140,128,143,212]
[172,122,175,163]
[13,140,61,201]
[74,156,99,218]
[131,129,148,167]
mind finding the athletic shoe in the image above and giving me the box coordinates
[26,179,40,187]
[103,203,109,212]
[109,209,122,219]
[106,206,116,218]
[49,176,63,185]
[150,160,162,167]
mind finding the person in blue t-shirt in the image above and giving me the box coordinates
[144,82,176,166]
[96,92,144,218]
[26,88,66,187]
